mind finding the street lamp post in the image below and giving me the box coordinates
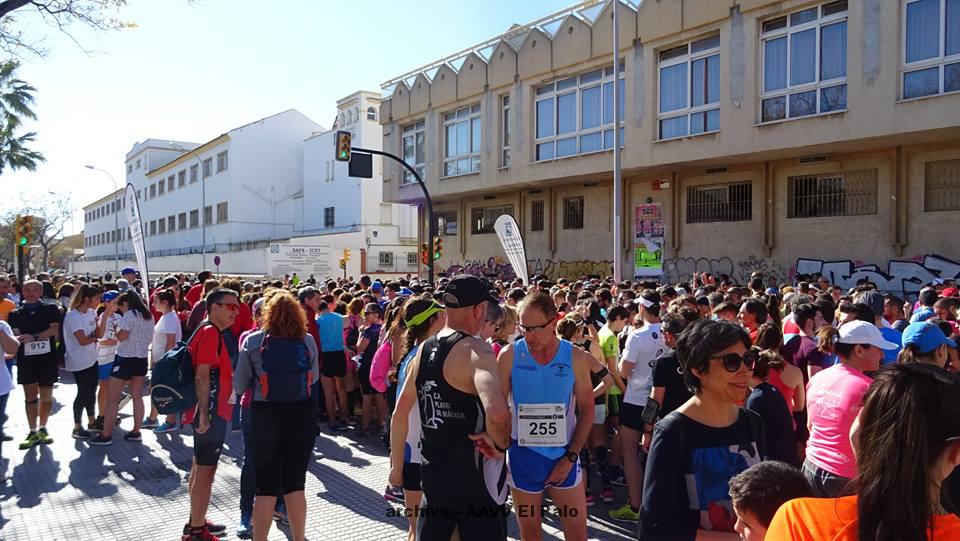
[169,143,207,269]
[85,165,120,275]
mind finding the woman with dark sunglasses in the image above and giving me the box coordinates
[639,319,765,540]
[767,363,960,540]
[803,321,898,498]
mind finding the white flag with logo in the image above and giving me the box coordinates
[494,214,528,286]
[124,184,150,300]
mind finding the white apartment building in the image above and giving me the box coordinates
[76,94,419,277]
[77,110,323,274]
[300,91,419,277]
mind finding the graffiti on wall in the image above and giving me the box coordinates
[445,257,613,281]
[795,254,960,296]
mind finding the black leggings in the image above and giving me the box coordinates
[71,363,99,425]
[252,400,317,497]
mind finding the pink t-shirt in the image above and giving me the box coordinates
[369,340,392,393]
[805,363,872,479]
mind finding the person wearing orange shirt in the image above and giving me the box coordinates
[0,276,15,322]
[766,363,960,540]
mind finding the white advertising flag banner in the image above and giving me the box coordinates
[124,184,149,300]
[494,214,528,286]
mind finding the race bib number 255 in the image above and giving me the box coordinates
[24,340,51,357]
[518,403,567,447]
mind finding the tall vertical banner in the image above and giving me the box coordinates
[494,215,528,286]
[124,184,149,299]
[634,203,665,278]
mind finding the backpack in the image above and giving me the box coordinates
[257,335,313,402]
[150,322,222,414]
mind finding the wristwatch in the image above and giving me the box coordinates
[564,449,578,463]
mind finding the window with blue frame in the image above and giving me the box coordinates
[760,1,848,122]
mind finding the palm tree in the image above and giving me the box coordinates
[0,60,43,173]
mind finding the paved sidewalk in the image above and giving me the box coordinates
[0,372,636,540]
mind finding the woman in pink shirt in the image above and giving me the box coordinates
[803,320,898,497]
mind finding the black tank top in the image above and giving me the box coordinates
[416,331,484,464]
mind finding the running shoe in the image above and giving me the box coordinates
[236,517,252,540]
[123,431,142,442]
[18,431,39,450]
[72,427,93,440]
[36,428,53,445]
[609,503,639,522]
[274,511,289,527]
[180,527,221,541]
[585,494,595,507]
[384,485,404,503]
[154,421,179,434]
[599,487,615,503]
[608,466,627,486]
[141,417,159,429]
[88,433,113,446]
[182,521,227,535]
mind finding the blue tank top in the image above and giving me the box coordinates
[510,339,576,459]
[397,346,422,464]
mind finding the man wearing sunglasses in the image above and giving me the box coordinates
[392,274,510,541]
[498,291,595,541]
[183,287,239,541]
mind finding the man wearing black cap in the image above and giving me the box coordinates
[390,274,511,541]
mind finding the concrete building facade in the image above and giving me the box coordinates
[379,0,960,295]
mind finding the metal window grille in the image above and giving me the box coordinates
[203,206,213,225]
[562,197,584,229]
[168,216,175,231]
[324,207,335,227]
[217,151,228,172]
[202,158,213,178]
[217,202,228,223]
[178,171,186,187]
[687,182,753,223]
[471,205,513,234]
[531,200,545,231]
[178,213,187,229]
[925,159,960,212]
[787,169,877,218]
[407,252,418,266]
[378,252,394,267]
[190,210,199,228]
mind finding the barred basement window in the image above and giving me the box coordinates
[924,159,960,211]
[687,182,753,223]
[471,205,513,235]
[531,200,545,231]
[563,197,584,229]
[378,252,394,267]
[787,168,877,218]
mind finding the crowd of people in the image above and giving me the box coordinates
[0,266,959,540]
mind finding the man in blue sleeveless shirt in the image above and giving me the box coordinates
[498,291,595,541]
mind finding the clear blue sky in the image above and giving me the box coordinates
[2,0,574,234]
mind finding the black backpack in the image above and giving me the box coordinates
[150,322,222,414]
[257,335,313,402]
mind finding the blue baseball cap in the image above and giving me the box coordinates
[101,290,119,302]
[121,267,136,275]
[902,321,957,354]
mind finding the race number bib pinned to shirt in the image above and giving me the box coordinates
[517,403,567,447]
[24,340,51,357]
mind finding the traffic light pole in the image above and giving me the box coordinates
[350,147,436,284]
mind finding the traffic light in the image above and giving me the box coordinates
[420,243,429,265]
[15,215,32,249]
[335,131,351,162]
[432,236,443,260]
[343,248,351,262]
[338,258,346,269]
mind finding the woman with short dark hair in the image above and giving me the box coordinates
[639,319,765,540]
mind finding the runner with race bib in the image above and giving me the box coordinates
[497,292,595,541]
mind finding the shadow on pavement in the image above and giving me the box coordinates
[10,445,67,509]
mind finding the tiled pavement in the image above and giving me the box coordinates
[0,372,636,540]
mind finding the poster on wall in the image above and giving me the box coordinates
[634,203,664,278]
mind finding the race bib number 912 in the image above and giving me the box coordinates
[24,340,51,357]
